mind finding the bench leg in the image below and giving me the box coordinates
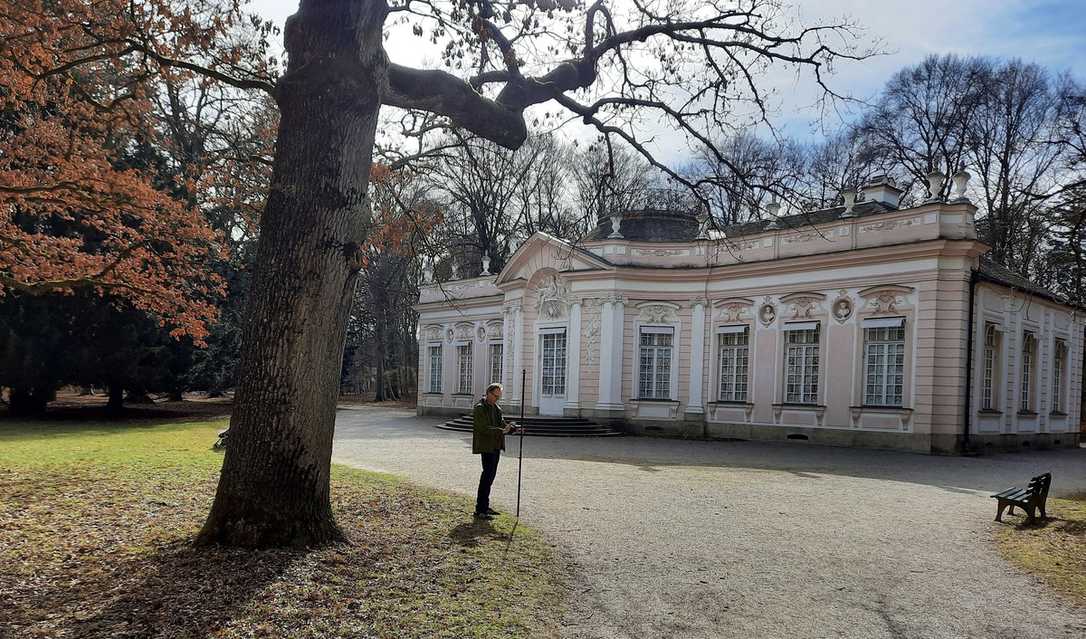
[1007,504,1015,517]
[995,501,1007,522]
[1039,504,1047,520]
[1024,506,1036,524]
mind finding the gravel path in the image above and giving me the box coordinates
[332,405,1086,639]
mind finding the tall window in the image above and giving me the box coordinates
[863,320,905,406]
[456,344,472,394]
[717,327,749,402]
[1053,339,1067,413]
[982,324,1000,410]
[1020,332,1036,412]
[428,345,442,393]
[784,324,819,404]
[638,328,673,399]
[540,331,567,396]
[488,343,503,385]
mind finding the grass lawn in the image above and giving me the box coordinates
[0,415,569,638]
[996,494,1086,607]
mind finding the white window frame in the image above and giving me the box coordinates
[716,325,750,402]
[638,326,675,400]
[539,328,567,397]
[456,342,473,394]
[1053,339,1067,413]
[862,317,906,407]
[783,322,820,405]
[427,344,443,394]
[488,342,503,386]
[1020,331,1036,412]
[982,323,1001,411]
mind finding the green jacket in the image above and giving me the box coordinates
[472,399,506,454]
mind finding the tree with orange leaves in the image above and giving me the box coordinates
[0,3,236,343]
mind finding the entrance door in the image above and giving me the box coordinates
[538,330,567,415]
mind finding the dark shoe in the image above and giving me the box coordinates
[485,508,501,516]
[473,511,494,520]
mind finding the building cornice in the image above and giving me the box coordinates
[562,239,985,284]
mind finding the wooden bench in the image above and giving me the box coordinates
[991,473,1051,523]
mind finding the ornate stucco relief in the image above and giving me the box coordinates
[832,290,854,323]
[858,285,914,315]
[453,323,474,341]
[633,248,686,257]
[858,215,926,233]
[780,291,827,319]
[638,303,679,324]
[758,296,776,326]
[581,300,601,365]
[714,297,754,323]
[535,273,570,319]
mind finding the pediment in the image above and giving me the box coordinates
[495,232,613,286]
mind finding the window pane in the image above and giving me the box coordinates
[863,325,906,406]
[784,328,818,404]
[457,344,473,394]
[489,343,503,385]
[718,329,749,402]
[429,345,442,393]
[640,328,673,399]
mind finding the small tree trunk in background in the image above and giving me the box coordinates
[198,0,386,547]
[9,387,51,416]
[107,384,124,414]
[373,314,387,402]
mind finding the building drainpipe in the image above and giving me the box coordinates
[962,269,978,454]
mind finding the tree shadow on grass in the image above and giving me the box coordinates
[61,539,307,639]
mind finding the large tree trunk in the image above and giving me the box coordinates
[106,383,125,414]
[197,0,386,548]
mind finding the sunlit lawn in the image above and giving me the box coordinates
[996,493,1086,608]
[0,416,568,638]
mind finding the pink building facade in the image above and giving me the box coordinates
[415,182,1083,453]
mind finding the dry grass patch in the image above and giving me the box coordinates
[0,418,568,638]
[995,493,1086,607]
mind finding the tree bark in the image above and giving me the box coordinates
[9,387,51,416]
[373,306,388,402]
[197,0,387,547]
[106,384,125,414]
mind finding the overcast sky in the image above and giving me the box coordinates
[246,0,1086,156]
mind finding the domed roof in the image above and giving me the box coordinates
[583,209,700,242]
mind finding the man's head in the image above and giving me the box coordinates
[484,383,503,404]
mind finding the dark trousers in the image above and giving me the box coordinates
[475,451,500,513]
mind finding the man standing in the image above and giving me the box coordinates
[472,383,519,519]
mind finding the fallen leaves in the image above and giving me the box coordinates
[0,420,569,638]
